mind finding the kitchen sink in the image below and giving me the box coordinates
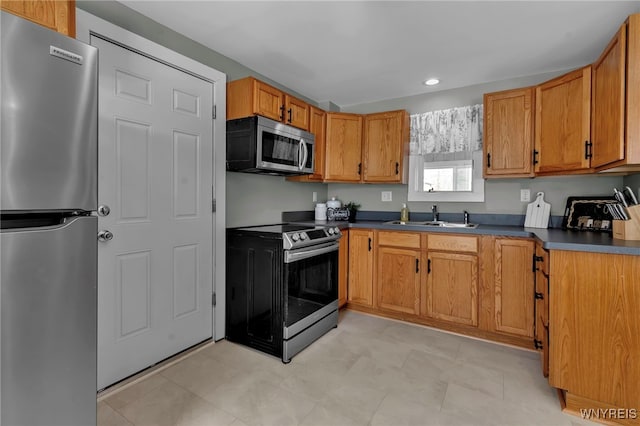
[384,220,478,229]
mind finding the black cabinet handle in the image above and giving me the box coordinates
[585,140,593,160]
[535,292,544,300]
[415,259,419,273]
[487,153,491,168]
[427,258,431,274]
[287,108,292,123]
[358,163,362,175]
[533,150,539,165]
[279,105,285,121]
[532,254,543,272]
[395,162,399,175]
[368,237,372,252]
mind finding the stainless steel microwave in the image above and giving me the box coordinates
[227,116,315,175]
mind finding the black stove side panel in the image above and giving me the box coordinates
[226,229,283,358]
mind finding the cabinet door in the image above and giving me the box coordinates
[484,87,535,177]
[338,230,349,308]
[377,246,421,315]
[1,1,75,37]
[284,94,310,131]
[549,251,640,409]
[325,113,363,182]
[494,239,534,338]
[534,243,549,377]
[426,251,478,326]
[363,110,408,183]
[535,67,592,174]
[253,80,284,122]
[591,23,626,168]
[347,229,373,307]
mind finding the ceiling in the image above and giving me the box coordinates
[120,1,640,108]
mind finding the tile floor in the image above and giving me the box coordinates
[98,310,593,426]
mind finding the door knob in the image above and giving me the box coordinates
[98,230,113,242]
[98,205,111,216]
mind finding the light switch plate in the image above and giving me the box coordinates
[312,192,317,202]
[381,191,392,202]
[520,189,531,202]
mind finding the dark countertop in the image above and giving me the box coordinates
[297,220,640,256]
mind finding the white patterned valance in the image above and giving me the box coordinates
[410,104,483,156]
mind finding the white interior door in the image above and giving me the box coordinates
[94,36,214,390]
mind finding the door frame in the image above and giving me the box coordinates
[76,9,227,340]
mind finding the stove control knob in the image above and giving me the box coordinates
[327,228,335,235]
[300,233,307,240]
[292,233,300,242]
[334,227,341,235]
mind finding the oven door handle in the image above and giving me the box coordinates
[284,242,339,263]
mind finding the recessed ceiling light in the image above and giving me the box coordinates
[424,78,440,86]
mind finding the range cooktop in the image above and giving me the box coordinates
[234,223,341,249]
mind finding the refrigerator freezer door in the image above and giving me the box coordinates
[1,216,97,426]
[1,11,98,212]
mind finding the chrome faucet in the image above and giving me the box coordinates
[463,210,469,225]
[432,205,439,221]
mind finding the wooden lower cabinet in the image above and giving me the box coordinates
[424,251,479,326]
[347,229,374,307]
[345,229,534,350]
[377,246,421,315]
[549,250,640,412]
[534,243,549,377]
[493,238,535,337]
[338,230,349,308]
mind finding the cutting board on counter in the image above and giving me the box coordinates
[524,192,551,228]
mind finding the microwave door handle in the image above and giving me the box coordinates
[297,140,304,170]
[301,139,308,170]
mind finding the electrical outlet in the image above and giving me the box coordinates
[520,189,531,202]
[381,191,392,202]
[312,192,317,202]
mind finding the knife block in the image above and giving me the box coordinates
[612,204,640,240]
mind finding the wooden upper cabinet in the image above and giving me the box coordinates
[591,14,640,171]
[324,112,363,182]
[284,94,310,130]
[227,77,310,130]
[287,106,326,182]
[493,238,534,338]
[2,0,75,37]
[347,229,374,307]
[363,110,409,183]
[535,66,592,174]
[591,23,626,169]
[484,87,535,178]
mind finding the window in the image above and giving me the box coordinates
[408,151,485,202]
[423,160,473,192]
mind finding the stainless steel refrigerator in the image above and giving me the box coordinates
[1,11,98,426]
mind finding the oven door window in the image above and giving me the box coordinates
[284,248,338,328]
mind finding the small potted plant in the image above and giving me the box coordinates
[344,201,361,223]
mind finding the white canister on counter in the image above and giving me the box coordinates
[326,197,342,209]
[315,203,327,221]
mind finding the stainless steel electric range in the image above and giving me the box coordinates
[226,223,341,362]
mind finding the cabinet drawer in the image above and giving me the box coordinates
[377,231,421,249]
[427,234,478,253]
